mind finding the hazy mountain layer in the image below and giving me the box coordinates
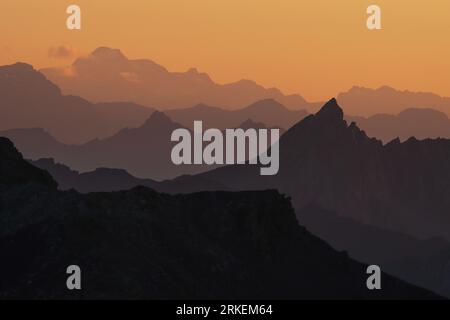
[338,86,450,117]
[0,63,154,144]
[347,108,450,143]
[1,112,216,180]
[166,99,306,130]
[3,62,450,149]
[41,47,313,110]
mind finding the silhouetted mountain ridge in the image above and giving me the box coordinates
[31,158,159,193]
[168,99,450,241]
[2,107,286,180]
[4,61,450,145]
[0,137,440,299]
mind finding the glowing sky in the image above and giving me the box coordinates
[1,0,450,101]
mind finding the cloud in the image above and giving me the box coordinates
[48,45,77,59]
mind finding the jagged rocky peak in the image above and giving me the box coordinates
[278,97,374,151]
[315,98,344,122]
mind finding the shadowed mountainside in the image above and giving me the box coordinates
[10,99,450,240]
[0,137,439,299]
[41,47,316,111]
[0,63,154,144]
[157,99,450,241]
[29,141,450,298]
[3,61,450,147]
[298,204,450,298]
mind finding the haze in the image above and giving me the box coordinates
[1,0,450,101]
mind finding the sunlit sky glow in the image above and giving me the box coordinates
[1,0,450,101]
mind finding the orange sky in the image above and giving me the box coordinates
[1,0,450,101]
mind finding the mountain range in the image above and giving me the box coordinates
[28,107,450,297]
[2,55,450,300]
[40,47,450,118]
[152,99,450,242]
[1,136,439,299]
[2,111,259,180]
[2,60,450,149]
[165,99,450,297]
[347,108,450,143]
[0,63,154,144]
[4,98,450,232]
[41,47,314,111]
[167,101,450,143]
[338,85,450,117]
[166,99,306,130]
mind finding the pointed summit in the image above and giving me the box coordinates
[315,98,344,121]
[141,111,177,129]
[147,111,172,123]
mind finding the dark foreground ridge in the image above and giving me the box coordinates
[0,138,440,299]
